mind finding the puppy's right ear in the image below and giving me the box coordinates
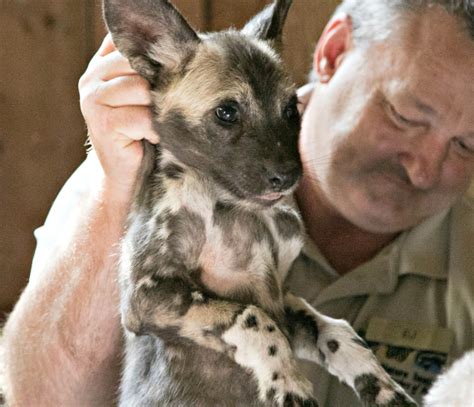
[241,0,292,53]
[103,0,200,84]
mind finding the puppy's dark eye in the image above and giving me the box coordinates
[284,97,299,121]
[215,105,239,123]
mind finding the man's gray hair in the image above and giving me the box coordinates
[335,0,474,44]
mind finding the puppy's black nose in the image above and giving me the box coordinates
[269,174,287,190]
[268,169,300,192]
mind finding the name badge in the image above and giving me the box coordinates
[366,317,453,353]
[362,317,454,403]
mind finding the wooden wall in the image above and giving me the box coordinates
[0,0,340,317]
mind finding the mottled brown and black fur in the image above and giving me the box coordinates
[104,0,418,406]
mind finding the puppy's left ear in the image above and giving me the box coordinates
[241,0,292,52]
[103,0,200,85]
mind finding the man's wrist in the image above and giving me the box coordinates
[100,178,136,207]
[86,149,140,208]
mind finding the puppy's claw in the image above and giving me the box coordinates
[265,379,318,407]
[378,390,418,407]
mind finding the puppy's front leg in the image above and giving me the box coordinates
[284,293,418,407]
[123,275,318,406]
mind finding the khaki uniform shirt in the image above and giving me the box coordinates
[31,155,474,406]
[287,187,474,405]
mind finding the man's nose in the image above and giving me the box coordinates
[398,135,448,190]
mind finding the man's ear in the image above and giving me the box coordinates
[313,14,352,83]
[241,0,293,52]
[103,0,200,84]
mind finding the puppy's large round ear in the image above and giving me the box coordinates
[241,0,293,52]
[103,0,200,85]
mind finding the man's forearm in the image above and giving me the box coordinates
[3,180,130,406]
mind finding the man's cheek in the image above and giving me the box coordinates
[442,160,473,194]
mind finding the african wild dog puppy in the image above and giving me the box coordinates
[104,0,418,405]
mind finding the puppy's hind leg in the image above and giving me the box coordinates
[284,293,418,407]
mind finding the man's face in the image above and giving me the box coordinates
[301,8,474,233]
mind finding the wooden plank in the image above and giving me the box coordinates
[173,0,207,31]
[0,0,90,312]
[90,0,108,57]
[208,0,268,31]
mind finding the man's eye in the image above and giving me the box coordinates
[215,105,239,123]
[453,137,474,155]
[388,104,414,126]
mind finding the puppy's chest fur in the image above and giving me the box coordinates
[132,150,304,307]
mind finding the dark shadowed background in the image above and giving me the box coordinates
[0,0,340,320]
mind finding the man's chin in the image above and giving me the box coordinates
[351,203,433,234]
[338,193,426,234]
[357,215,417,234]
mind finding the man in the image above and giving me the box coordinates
[3,0,474,405]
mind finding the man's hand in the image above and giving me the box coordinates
[79,34,158,196]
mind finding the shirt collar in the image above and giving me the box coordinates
[298,208,451,305]
[397,208,450,280]
[302,207,451,280]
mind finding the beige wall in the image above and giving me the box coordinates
[0,0,340,317]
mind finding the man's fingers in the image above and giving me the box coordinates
[97,75,152,107]
[99,51,137,81]
[89,51,136,81]
[98,33,116,57]
[106,106,159,144]
[79,34,158,190]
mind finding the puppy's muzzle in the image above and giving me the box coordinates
[266,164,301,193]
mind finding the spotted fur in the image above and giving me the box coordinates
[104,0,418,405]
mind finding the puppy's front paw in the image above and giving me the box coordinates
[354,373,418,407]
